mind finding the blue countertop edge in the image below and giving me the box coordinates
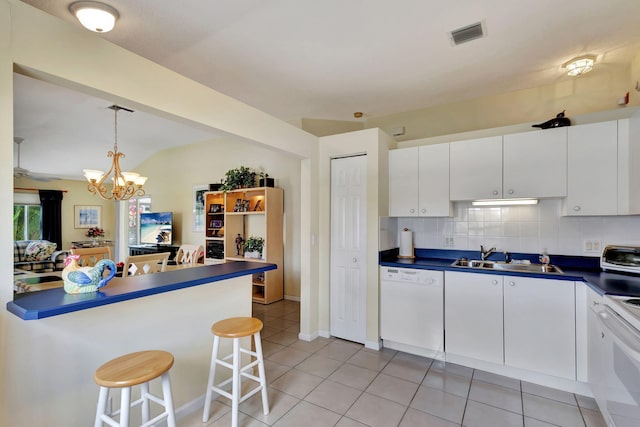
[380,248,640,298]
[7,261,276,320]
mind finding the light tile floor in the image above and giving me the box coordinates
[180,300,607,427]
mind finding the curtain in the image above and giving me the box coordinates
[39,190,63,250]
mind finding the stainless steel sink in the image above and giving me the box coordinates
[451,259,563,274]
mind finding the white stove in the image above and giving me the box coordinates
[590,294,640,427]
[605,295,640,330]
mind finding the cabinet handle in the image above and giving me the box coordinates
[410,209,415,214]
[593,301,600,306]
[573,206,581,212]
[492,279,499,285]
[427,278,435,284]
[509,281,515,286]
[352,257,358,263]
[508,189,514,195]
[601,332,605,339]
[492,190,499,196]
[421,209,427,214]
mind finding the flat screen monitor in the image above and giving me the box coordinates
[140,212,173,245]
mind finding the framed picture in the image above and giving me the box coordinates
[193,184,208,231]
[74,205,101,229]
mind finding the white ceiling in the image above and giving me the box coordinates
[14,0,640,179]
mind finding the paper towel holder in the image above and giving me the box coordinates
[398,227,416,259]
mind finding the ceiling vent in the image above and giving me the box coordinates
[449,22,485,45]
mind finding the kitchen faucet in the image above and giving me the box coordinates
[480,245,496,261]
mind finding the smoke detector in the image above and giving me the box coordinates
[449,22,486,46]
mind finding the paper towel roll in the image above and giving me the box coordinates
[399,228,414,258]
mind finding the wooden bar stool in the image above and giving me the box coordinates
[94,350,176,427]
[202,317,269,427]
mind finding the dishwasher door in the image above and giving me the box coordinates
[380,267,444,358]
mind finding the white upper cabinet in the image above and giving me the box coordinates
[503,127,567,198]
[389,144,451,217]
[565,121,619,216]
[389,147,419,216]
[418,143,452,217]
[449,136,503,200]
[565,117,640,216]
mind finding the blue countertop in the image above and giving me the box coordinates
[7,261,276,320]
[380,248,640,297]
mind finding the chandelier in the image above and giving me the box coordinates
[83,105,147,201]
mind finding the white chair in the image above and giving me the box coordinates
[123,252,169,276]
[174,244,203,266]
[70,246,112,267]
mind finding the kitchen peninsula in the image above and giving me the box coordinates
[4,261,276,426]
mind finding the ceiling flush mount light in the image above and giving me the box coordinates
[563,55,597,76]
[472,199,539,206]
[69,1,119,33]
[84,105,147,201]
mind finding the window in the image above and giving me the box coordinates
[14,204,42,240]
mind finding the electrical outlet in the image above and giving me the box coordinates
[583,239,602,253]
[444,237,455,247]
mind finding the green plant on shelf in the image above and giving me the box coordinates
[244,236,264,258]
[219,166,257,192]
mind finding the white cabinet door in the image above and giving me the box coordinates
[444,271,503,364]
[418,143,451,217]
[450,136,503,200]
[389,147,419,216]
[503,127,567,198]
[503,277,576,379]
[566,121,618,215]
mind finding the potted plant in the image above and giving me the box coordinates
[243,236,264,259]
[219,166,256,192]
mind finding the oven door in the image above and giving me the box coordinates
[593,305,640,427]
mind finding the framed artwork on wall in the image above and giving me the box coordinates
[193,184,208,231]
[74,205,101,229]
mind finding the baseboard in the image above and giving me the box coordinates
[298,331,319,342]
[284,295,300,302]
[318,330,331,339]
[365,339,382,351]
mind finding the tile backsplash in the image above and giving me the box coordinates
[380,199,640,256]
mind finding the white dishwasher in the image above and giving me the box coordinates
[380,266,444,358]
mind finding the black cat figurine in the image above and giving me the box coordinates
[532,110,571,129]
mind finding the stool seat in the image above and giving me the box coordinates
[94,350,176,427]
[211,317,263,338]
[95,350,174,388]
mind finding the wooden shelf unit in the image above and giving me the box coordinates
[204,191,225,264]
[204,187,284,303]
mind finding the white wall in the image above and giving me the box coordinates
[137,137,302,297]
[391,199,640,257]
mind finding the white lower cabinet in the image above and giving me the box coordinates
[503,276,576,380]
[444,271,504,364]
[444,271,577,380]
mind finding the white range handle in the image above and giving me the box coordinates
[596,306,640,361]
